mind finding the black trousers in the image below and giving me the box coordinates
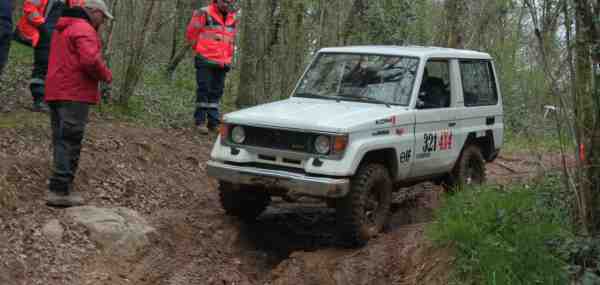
[0,25,10,77]
[48,101,90,194]
[30,2,64,99]
[194,57,226,128]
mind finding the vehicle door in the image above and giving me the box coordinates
[411,59,458,177]
[455,59,503,153]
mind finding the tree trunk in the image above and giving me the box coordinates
[169,0,182,62]
[118,0,158,107]
[342,0,368,45]
[574,0,600,233]
[445,0,465,48]
[102,0,118,66]
[235,0,260,108]
[278,1,308,99]
[165,44,191,80]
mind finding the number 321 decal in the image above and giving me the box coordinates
[423,130,453,153]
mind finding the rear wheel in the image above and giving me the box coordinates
[218,182,271,221]
[445,144,486,191]
[326,198,337,209]
[336,163,392,247]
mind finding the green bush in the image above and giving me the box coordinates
[428,181,571,285]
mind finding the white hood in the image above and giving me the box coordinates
[224,97,409,133]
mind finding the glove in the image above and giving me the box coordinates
[100,82,111,103]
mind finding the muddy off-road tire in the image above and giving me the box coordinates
[326,198,337,209]
[218,182,271,221]
[336,163,392,247]
[445,144,486,191]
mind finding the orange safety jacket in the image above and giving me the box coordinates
[67,0,85,6]
[16,0,50,47]
[186,3,238,67]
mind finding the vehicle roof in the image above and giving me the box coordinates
[319,46,492,60]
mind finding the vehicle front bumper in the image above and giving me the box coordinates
[206,160,350,198]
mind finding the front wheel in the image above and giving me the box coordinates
[336,163,392,246]
[218,182,271,221]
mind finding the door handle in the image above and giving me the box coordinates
[486,116,495,125]
[448,122,456,127]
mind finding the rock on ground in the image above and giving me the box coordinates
[41,219,64,244]
[66,206,156,257]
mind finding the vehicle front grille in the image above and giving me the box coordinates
[226,162,307,175]
[243,126,315,153]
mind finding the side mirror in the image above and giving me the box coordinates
[417,99,425,109]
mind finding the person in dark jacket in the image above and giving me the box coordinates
[44,0,112,207]
[0,0,13,76]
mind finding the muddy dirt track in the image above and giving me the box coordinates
[0,110,564,285]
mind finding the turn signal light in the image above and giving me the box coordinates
[333,135,349,154]
[219,123,230,141]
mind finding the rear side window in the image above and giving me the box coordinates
[459,60,498,107]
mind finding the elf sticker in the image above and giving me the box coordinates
[399,149,412,163]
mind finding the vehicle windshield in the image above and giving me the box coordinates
[294,53,419,106]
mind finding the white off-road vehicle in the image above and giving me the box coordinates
[207,46,503,245]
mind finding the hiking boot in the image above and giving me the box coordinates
[32,100,49,113]
[207,124,219,133]
[46,191,85,207]
[208,125,220,139]
[196,125,209,135]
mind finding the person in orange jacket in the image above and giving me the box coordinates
[186,0,239,134]
[15,0,66,112]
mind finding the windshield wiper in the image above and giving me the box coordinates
[294,92,332,100]
[361,96,391,107]
[337,94,391,107]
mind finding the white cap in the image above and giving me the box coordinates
[84,0,114,20]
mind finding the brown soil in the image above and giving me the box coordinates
[0,106,566,285]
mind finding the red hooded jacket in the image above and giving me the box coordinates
[45,8,112,104]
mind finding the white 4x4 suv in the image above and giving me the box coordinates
[207,46,503,245]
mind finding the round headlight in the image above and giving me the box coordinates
[231,126,246,144]
[314,135,331,154]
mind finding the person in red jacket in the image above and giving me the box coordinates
[16,0,66,112]
[44,0,112,207]
[186,0,239,134]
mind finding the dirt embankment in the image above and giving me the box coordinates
[0,109,564,285]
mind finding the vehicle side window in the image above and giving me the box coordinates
[460,60,498,107]
[417,60,451,109]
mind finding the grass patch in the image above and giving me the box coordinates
[503,130,563,154]
[428,178,571,285]
[0,175,17,211]
[0,111,47,129]
[5,42,34,66]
